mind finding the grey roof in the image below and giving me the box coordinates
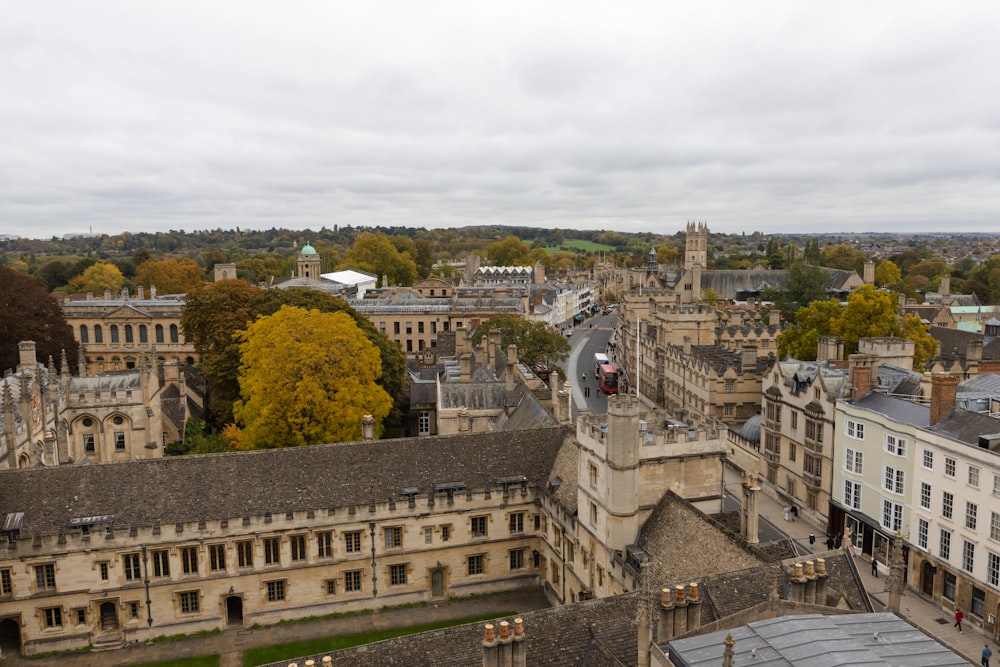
[925,409,1000,449]
[0,427,568,537]
[739,414,762,443]
[68,371,141,393]
[439,382,507,410]
[664,612,968,667]
[637,493,764,589]
[498,385,559,431]
[849,393,929,428]
[956,373,1000,412]
[875,364,922,397]
[267,593,640,667]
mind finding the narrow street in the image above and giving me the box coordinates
[565,312,618,419]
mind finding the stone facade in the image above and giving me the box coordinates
[0,341,182,470]
[60,289,197,375]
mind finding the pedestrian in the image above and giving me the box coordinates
[826,535,835,550]
[790,505,798,521]
[835,534,842,549]
[955,609,964,633]
[871,557,878,578]
[783,507,790,521]
[983,644,993,667]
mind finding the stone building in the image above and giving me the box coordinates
[0,341,188,470]
[0,391,751,657]
[60,288,196,375]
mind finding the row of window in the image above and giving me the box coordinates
[6,547,536,605]
[15,516,534,593]
[79,323,180,344]
[82,432,127,453]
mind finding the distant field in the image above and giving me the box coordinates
[538,239,615,254]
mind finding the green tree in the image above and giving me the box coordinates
[344,232,417,286]
[821,244,866,273]
[234,306,392,448]
[67,262,125,294]
[0,267,78,372]
[761,262,829,316]
[778,285,937,370]
[181,280,263,426]
[470,314,570,372]
[135,257,206,294]
[485,236,532,266]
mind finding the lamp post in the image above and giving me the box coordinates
[720,454,727,512]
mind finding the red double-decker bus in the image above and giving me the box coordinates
[597,363,619,394]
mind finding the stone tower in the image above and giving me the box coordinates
[684,222,708,271]
[297,243,321,282]
[646,246,658,276]
[604,394,642,550]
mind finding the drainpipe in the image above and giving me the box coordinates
[369,522,378,598]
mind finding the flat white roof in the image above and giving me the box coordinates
[320,270,377,285]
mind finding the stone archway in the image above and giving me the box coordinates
[0,618,21,655]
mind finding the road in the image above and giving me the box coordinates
[566,313,619,420]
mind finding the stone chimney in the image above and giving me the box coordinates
[769,309,781,327]
[940,274,951,299]
[967,339,983,367]
[533,260,545,284]
[488,329,502,368]
[863,260,875,285]
[817,336,844,362]
[137,285,144,299]
[507,344,518,366]
[512,618,526,667]
[790,562,806,602]
[672,585,688,636]
[658,588,675,641]
[17,341,37,373]
[497,620,512,666]
[930,374,959,425]
[815,557,829,605]
[457,407,472,432]
[361,415,375,442]
[740,346,757,372]
[550,371,561,423]
[150,285,156,298]
[482,623,498,667]
[686,583,702,632]
[803,560,817,604]
[683,336,691,357]
[460,353,473,382]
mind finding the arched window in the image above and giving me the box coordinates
[124,325,134,343]
[169,324,179,343]
[155,324,164,343]
[139,325,148,343]
[110,325,120,343]
[94,325,104,343]
[79,324,89,343]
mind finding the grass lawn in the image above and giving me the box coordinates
[540,239,615,254]
[134,656,220,667]
[243,612,512,666]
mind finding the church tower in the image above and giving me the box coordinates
[646,246,658,276]
[297,243,321,282]
[684,222,708,271]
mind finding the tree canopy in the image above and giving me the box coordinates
[485,236,532,267]
[0,266,78,373]
[67,262,125,294]
[343,232,417,286]
[233,306,392,448]
[778,284,937,370]
[135,257,206,294]
[181,284,406,431]
[470,314,570,372]
[761,262,830,316]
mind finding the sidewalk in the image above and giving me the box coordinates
[2,589,549,667]
[742,480,996,665]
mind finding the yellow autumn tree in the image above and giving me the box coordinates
[67,262,125,294]
[233,306,392,448]
[135,257,206,294]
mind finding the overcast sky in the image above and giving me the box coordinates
[2,2,999,239]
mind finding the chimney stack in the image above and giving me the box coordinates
[672,585,688,636]
[863,260,875,285]
[361,415,375,442]
[848,353,877,400]
[658,588,675,641]
[769,309,781,327]
[460,353,473,382]
[17,341,37,373]
[740,346,757,372]
[930,374,959,425]
[482,624,498,667]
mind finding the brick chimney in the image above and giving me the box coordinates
[930,374,959,425]
[850,365,871,401]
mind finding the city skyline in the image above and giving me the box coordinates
[2,2,999,238]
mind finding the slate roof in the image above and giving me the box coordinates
[266,593,640,667]
[848,393,929,428]
[0,427,569,537]
[637,493,764,589]
[665,612,968,667]
[439,382,507,410]
[925,410,1000,450]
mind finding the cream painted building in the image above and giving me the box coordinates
[60,288,197,375]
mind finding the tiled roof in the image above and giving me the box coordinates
[263,593,640,667]
[0,427,569,537]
